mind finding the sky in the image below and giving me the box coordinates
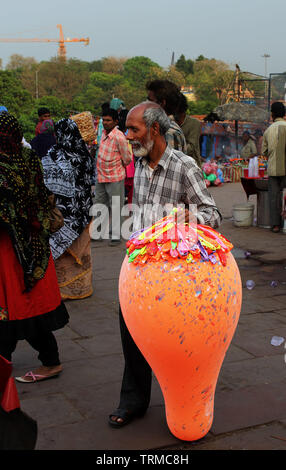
[0,0,285,77]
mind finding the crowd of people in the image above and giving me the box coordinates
[0,78,285,431]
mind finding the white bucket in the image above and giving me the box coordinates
[232,203,254,227]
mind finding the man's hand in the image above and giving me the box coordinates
[174,209,197,225]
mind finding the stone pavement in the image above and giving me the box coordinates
[12,182,286,450]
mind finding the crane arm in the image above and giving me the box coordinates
[0,38,89,44]
[0,25,90,61]
[0,38,59,43]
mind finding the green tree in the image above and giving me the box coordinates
[17,58,90,102]
[101,56,127,75]
[196,54,207,62]
[163,66,185,87]
[72,85,107,114]
[188,100,217,115]
[175,54,194,76]
[6,54,38,71]
[90,71,123,91]
[123,56,161,88]
[0,70,34,117]
[112,82,146,110]
[190,58,233,104]
[88,59,103,72]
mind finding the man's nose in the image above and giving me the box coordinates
[126,129,133,140]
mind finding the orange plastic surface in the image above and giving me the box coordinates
[119,251,242,441]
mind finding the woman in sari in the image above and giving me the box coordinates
[0,113,69,382]
[42,118,94,300]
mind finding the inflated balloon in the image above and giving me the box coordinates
[206,173,217,183]
[119,210,242,441]
[217,168,224,183]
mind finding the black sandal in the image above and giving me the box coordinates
[108,408,146,428]
[271,226,280,233]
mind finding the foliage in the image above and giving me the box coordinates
[0,52,249,138]
[17,57,90,102]
[6,54,38,71]
[90,71,123,91]
[101,56,127,75]
[175,54,194,76]
[187,100,218,116]
[0,70,34,117]
[72,85,107,114]
[122,56,161,88]
[189,58,233,104]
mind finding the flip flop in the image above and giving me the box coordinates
[15,370,61,383]
[271,226,280,233]
[108,408,146,428]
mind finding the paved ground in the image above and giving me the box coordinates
[12,182,286,451]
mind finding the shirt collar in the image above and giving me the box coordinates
[102,126,118,139]
[139,145,173,170]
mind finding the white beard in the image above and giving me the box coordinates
[131,136,154,157]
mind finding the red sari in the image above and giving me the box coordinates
[0,230,62,322]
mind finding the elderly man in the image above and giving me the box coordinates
[108,101,221,428]
[262,101,286,233]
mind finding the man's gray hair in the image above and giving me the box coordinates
[142,105,170,135]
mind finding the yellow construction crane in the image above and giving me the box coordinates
[0,24,89,61]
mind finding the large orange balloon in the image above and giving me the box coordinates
[119,223,242,441]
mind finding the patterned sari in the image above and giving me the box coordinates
[0,113,51,290]
[42,119,94,299]
[0,113,69,337]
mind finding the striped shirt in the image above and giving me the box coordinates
[97,126,132,183]
[132,145,222,231]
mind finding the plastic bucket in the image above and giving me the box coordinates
[232,203,254,227]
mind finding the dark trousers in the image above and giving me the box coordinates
[0,331,60,367]
[118,306,152,412]
[268,176,286,226]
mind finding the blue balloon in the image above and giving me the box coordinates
[217,169,224,182]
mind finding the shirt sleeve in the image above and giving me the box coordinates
[262,134,268,156]
[183,164,222,229]
[117,134,132,167]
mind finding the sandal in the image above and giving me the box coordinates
[15,369,62,383]
[108,408,146,428]
[271,226,280,233]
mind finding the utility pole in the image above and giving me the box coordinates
[35,70,39,100]
[262,53,270,77]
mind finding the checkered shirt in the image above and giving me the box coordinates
[97,126,132,183]
[132,145,222,231]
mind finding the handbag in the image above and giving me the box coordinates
[0,355,37,450]
[48,194,64,233]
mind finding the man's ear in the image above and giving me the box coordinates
[151,121,160,137]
